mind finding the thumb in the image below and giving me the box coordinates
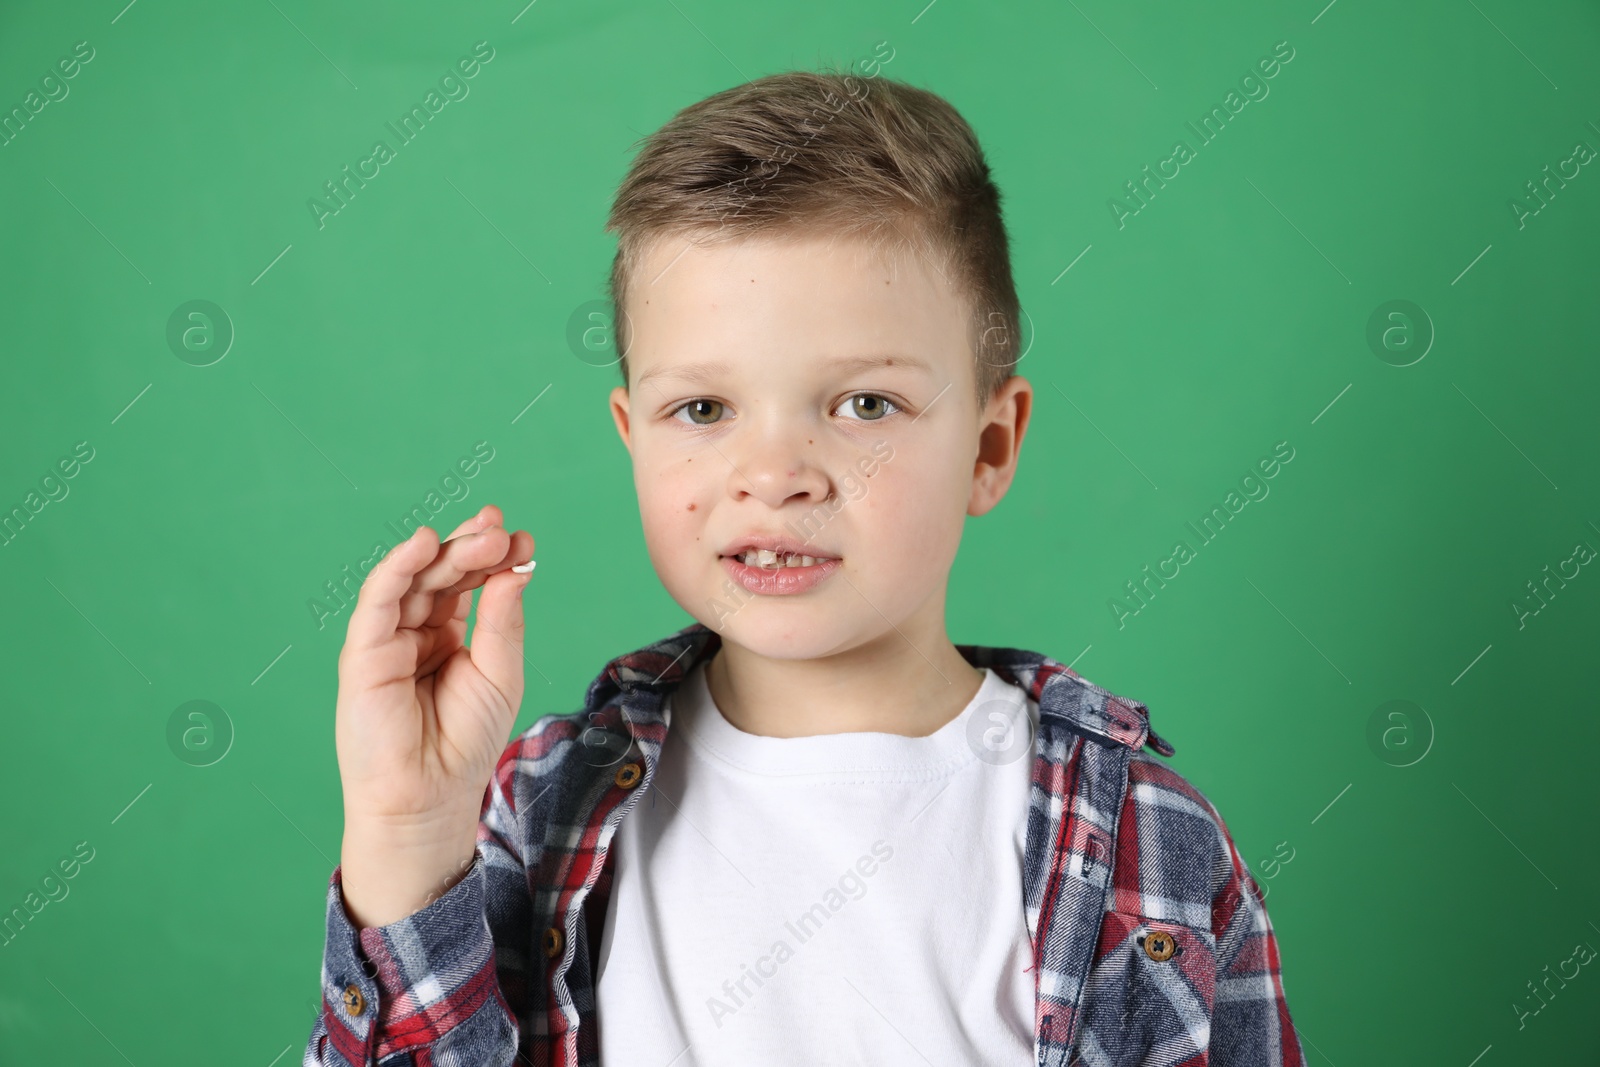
[469,564,534,712]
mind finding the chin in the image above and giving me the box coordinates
[699,607,857,661]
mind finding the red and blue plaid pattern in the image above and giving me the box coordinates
[305,621,1304,1066]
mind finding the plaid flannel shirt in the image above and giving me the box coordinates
[305,621,1304,1066]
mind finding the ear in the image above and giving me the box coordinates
[609,386,633,459]
[968,375,1033,517]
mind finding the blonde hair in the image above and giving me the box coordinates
[604,68,1021,406]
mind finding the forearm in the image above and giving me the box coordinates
[339,805,482,929]
[304,853,522,1067]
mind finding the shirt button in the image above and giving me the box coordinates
[614,762,642,789]
[1141,930,1178,962]
[341,984,366,1016]
[544,925,564,959]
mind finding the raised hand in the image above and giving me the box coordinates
[333,504,535,928]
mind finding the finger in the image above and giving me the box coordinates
[419,527,537,630]
[412,524,511,596]
[393,527,509,633]
[413,616,468,680]
[439,503,502,544]
[411,504,506,605]
[403,524,534,633]
[344,526,445,655]
[468,563,534,708]
[438,527,534,594]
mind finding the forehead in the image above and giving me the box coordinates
[626,230,970,380]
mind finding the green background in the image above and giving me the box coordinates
[2,0,1597,1063]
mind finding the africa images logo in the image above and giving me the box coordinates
[1108,39,1297,229]
[307,41,496,230]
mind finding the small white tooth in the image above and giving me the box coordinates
[757,549,778,567]
[800,555,816,567]
[783,554,800,567]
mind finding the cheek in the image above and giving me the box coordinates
[860,452,966,557]
[634,456,712,554]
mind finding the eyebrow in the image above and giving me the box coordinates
[635,353,933,390]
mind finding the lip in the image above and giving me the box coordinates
[717,533,840,560]
[721,554,842,596]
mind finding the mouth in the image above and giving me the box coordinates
[717,534,841,570]
[719,551,843,595]
[719,547,840,570]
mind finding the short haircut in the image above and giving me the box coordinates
[604,68,1021,407]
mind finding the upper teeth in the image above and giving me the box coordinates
[740,549,823,569]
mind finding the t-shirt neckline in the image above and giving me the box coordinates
[665,659,1036,784]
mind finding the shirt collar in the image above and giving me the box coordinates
[582,621,1174,758]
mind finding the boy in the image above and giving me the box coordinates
[306,69,1303,1067]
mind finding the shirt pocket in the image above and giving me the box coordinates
[1075,909,1218,1066]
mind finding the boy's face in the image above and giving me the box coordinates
[608,230,1031,660]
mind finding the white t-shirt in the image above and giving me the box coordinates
[594,657,1040,1066]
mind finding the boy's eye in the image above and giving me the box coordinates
[672,399,727,426]
[836,393,900,421]
[670,393,901,426]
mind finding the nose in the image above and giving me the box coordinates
[725,431,832,510]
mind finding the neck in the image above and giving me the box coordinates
[702,613,986,740]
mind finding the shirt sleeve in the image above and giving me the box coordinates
[302,763,531,1066]
[1208,829,1307,1066]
